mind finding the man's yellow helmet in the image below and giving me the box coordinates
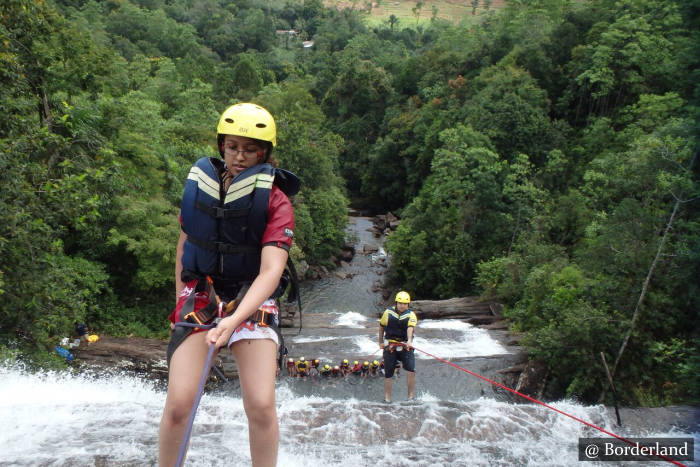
[217,103,277,147]
[395,291,411,304]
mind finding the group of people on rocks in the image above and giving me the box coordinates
[284,356,402,379]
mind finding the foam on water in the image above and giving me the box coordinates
[290,335,339,344]
[411,333,509,359]
[1,365,697,466]
[333,311,369,327]
[420,319,477,331]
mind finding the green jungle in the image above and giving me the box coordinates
[1,0,698,407]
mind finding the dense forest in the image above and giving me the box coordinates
[1,0,697,406]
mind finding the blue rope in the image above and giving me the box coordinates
[174,329,217,467]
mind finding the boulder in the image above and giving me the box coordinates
[363,244,379,254]
[340,249,354,261]
[515,359,549,400]
[73,336,168,382]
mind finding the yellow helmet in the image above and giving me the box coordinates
[353,360,359,365]
[217,103,277,148]
[395,291,411,303]
[373,360,379,366]
[324,364,331,370]
[343,359,348,364]
[363,361,369,366]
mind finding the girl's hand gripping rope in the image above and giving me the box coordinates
[207,317,234,349]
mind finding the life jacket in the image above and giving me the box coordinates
[383,306,415,342]
[180,157,300,288]
[296,360,308,372]
[172,156,302,369]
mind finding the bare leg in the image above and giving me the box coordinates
[406,371,416,399]
[384,377,393,403]
[159,332,217,467]
[232,338,279,467]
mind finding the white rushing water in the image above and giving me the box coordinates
[1,364,697,467]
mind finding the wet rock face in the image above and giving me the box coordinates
[73,336,169,383]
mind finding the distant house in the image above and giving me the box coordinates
[275,29,300,37]
[275,29,301,48]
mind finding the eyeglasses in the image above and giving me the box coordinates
[224,146,262,158]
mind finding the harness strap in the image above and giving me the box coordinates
[194,200,251,219]
[285,257,303,334]
[245,309,286,370]
[168,278,239,368]
[187,235,260,255]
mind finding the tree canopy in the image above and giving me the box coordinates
[1,0,696,405]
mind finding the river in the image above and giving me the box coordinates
[1,217,698,466]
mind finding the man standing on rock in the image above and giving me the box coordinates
[378,291,417,403]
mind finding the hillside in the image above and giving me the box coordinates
[325,0,507,24]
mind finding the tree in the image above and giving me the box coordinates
[388,14,399,32]
[386,125,509,297]
[412,1,424,26]
[232,55,264,100]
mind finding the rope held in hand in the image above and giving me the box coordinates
[174,324,217,467]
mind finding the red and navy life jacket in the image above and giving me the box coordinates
[180,156,299,288]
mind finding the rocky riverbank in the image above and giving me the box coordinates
[70,298,533,395]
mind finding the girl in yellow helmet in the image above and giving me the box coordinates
[159,103,298,467]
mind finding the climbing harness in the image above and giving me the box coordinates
[386,341,408,352]
[167,276,231,367]
[410,344,686,467]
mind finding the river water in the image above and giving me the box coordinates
[1,217,698,466]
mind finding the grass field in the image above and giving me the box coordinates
[324,0,507,27]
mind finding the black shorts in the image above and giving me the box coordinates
[383,347,415,377]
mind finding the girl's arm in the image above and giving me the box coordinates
[207,245,288,348]
[174,229,187,301]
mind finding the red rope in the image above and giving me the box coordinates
[410,345,686,467]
